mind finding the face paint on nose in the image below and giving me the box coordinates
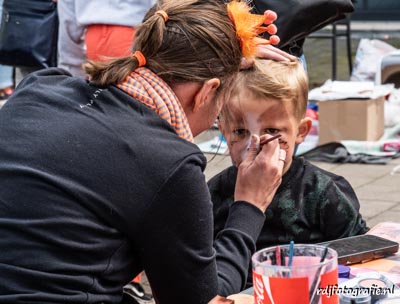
[241,133,282,161]
[238,111,263,162]
[240,138,252,161]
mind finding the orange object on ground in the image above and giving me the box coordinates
[0,86,14,100]
[132,273,142,283]
[85,24,136,61]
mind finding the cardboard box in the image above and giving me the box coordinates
[318,96,385,144]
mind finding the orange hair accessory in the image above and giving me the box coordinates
[132,51,146,67]
[155,10,168,22]
[227,1,280,59]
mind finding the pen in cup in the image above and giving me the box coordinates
[287,240,294,278]
[275,245,281,266]
[275,245,282,277]
[309,246,329,304]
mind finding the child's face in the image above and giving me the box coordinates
[221,94,311,174]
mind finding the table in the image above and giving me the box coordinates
[350,222,400,286]
[233,222,400,303]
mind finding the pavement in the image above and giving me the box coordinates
[195,130,400,229]
[351,21,400,35]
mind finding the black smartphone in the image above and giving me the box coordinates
[318,234,399,265]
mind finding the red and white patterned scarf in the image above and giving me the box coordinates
[117,67,193,142]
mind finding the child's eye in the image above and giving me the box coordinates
[263,128,280,135]
[232,128,249,138]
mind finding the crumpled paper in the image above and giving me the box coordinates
[309,80,393,101]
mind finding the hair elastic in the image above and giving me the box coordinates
[155,10,168,22]
[132,51,146,67]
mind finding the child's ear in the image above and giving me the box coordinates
[295,117,312,144]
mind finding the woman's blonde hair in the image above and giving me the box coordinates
[84,0,242,92]
[221,59,309,123]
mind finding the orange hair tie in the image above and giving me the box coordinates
[155,10,168,22]
[132,51,146,67]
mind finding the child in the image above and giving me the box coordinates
[209,59,368,273]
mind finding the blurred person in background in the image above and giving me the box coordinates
[0,65,13,102]
[57,0,155,78]
[0,0,14,100]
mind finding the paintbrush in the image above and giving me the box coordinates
[309,246,329,304]
[260,134,282,146]
[257,134,282,154]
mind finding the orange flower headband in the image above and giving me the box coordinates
[227,0,280,59]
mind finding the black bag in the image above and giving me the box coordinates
[0,0,58,68]
[252,0,355,56]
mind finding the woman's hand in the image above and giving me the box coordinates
[208,294,254,304]
[208,295,234,304]
[256,44,296,62]
[239,8,297,69]
[240,44,296,69]
[234,135,285,213]
[227,293,254,304]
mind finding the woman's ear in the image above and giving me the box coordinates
[295,117,312,144]
[192,78,220,113]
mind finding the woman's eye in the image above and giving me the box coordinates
[263,128,279,135]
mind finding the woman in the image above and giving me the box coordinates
[0,0,286,303]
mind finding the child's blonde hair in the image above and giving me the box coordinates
[221,59,308,123]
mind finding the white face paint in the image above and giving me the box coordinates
[240,111,264,161]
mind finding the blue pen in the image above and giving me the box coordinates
[288,240,294,267]
[287,241,294,277]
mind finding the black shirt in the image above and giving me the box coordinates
[209,157,369,287]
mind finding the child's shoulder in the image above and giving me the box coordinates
[208,165,237,183]
[291,157,353,188]
[287,158,359,207]
[207,165,237,197]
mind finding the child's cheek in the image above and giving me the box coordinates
[240,138,252,164]
[230,141,249,166]
[279,139,290,152]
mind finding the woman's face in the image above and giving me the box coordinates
[221,94,304,174]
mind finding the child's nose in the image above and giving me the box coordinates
[241,138,252,161]
[241,133,259,160]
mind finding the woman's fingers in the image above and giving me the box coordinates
[264,10,277,24]
[208,295,234,304]
[278,148,286,172]
[243,135,260,162]
[255,44,297,62]
[234,137,283,212]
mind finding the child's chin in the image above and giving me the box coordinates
[282,161,292,175]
